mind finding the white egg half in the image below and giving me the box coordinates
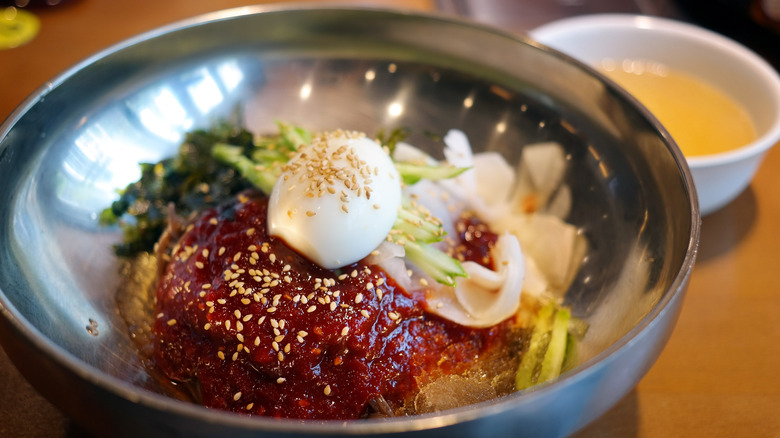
[267,131,402,269]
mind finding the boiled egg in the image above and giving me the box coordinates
[267,130,402,269]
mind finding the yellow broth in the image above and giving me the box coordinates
[598,59,757,157]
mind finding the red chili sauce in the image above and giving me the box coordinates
[153,191,508,419]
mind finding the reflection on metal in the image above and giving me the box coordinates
[489,84,512,100]
[62,59,247,216]
[560,118,576,134]
[588,144,611,178]
[388,101,404,118]
[138,87,191,142]
[187,67,224,115]
[216,61,244,91]
[299,82,313,100]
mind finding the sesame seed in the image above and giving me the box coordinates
[237,333,244,343]
[324,385,332,396]
[306,211,316,217]
[341,327,349,336]
[284,343,291,353]
[307,305,316,313]
[218,247,226,256]
[267,307,277,313]
[329,302,337,311]
[272,341,279,351]
[277,377,286,384]
[355,293,363,304]
[233,392,242,401]
[166,319,177,326]
[360,309,370,318]
[298,330,308,337]
[388,311,399,320]
[204,323,211,330]
[278,352,285,361]
[246,403,254,410]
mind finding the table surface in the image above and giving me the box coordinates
[2,1,780,437]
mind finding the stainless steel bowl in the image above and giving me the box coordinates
[0,5,699,438]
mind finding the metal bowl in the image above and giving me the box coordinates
[0,6,699,438]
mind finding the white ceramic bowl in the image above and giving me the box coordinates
[531,13,780,216]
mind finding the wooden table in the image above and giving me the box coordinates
[2,1,779,437]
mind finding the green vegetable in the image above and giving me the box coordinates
[515,303,555,390]
[515,303,576,390]
[212,143,279,194]
[375,126,409,156]
[395,162,470,186]
[400,240,466,287]
[538,307,570,383]
[393,199,445,243]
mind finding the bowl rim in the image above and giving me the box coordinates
[530,12,780,168]
[0,4,701,435]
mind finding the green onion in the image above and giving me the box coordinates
[212,143,279,194]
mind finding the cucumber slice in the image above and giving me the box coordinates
[402,240,466,287]
[538,307,570,383]
[396,162,469,185]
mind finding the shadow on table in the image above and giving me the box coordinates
[572,389,640,437]
[696,186,757,264]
